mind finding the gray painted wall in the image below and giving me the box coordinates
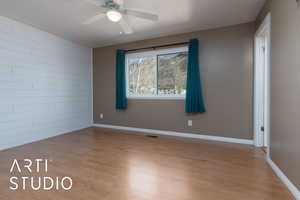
[257,0,300,190]
[93,23,255,140]
[0,16,92,150]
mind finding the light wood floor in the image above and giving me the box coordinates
[0,128,293,200]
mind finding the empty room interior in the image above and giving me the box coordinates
[0,0,300,199]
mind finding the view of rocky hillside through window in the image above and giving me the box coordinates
[158,52,187,95]
[128,52,187,96]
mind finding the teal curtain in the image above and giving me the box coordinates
[116,49,127,110]
[185,39,206,113]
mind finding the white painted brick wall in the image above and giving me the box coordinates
[0,16,92,150]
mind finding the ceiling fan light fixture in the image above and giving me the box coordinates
[106,10,122,22]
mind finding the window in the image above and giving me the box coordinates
[126,47,188,99]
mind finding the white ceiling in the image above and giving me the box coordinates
[0,0,265,47]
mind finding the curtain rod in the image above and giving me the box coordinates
[125,42,189,52]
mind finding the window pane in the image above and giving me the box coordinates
[157,52,187,95]
[128,56,156,95]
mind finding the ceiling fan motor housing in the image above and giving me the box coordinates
[104,0,120,10]
[84,0,158,34]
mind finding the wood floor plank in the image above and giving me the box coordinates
[0,127,294,200]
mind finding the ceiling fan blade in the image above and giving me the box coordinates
[114,0,124,6]
[123,9,158,21]
[83,13,106,25]
[119,18,133,34]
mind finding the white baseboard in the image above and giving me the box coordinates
[93,123,253,145]
[267,157,300,200]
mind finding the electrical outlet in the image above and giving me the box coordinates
[100,113,104,119]
[188,120,193,127]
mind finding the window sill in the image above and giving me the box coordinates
[127,96,185,100]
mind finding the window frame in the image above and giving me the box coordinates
[125,46,188,100]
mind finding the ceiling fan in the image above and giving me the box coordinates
[83,0,159,34]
